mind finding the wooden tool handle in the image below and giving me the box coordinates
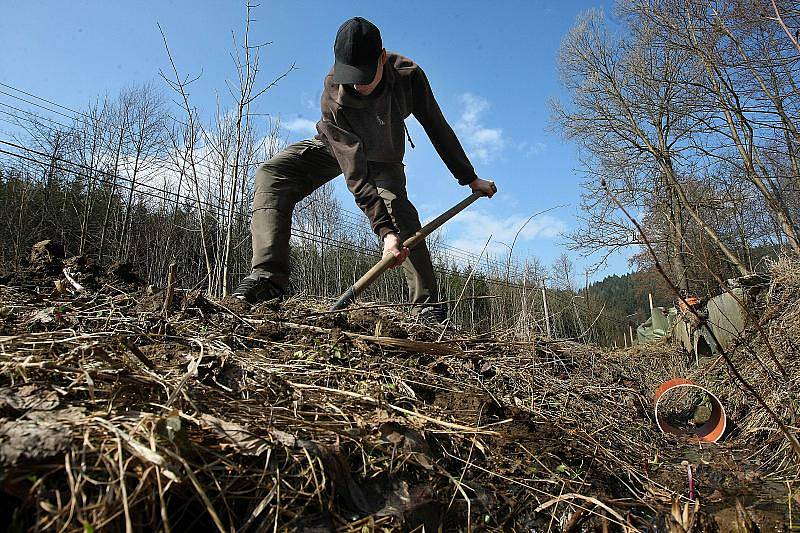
[330,181,496,311]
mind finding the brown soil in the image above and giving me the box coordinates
[0,247,797,531]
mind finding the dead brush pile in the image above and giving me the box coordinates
[680,256,800,477]
[0,250,797,531]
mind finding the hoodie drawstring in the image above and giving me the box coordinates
[392,92,415,149]
[403,122,415,149]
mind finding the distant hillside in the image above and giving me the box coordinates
[584,271,673,326]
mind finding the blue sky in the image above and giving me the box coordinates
[1,0,630,281]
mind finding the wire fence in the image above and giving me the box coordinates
[0,80,638,345]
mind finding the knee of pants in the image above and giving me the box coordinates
[379,191,422,238]
[255,159,302,203]
[252,191,295,214]
[255,162,281,193]
[254,170,301,208]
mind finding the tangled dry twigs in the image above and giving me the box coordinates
[0,256,798,531]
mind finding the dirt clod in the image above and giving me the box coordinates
[29,240,64,272]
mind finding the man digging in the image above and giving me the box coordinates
[234,16,495,322]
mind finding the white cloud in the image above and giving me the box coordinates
[443,209,567,258]
[282,116,317,136]
[301,91,319,111]
[528,141,547,156]
[455,93,505,164]
[414,202,442,221]
[515,140,547,157]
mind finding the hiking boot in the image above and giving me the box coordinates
[413,304,448,325]
[232,274,284,305]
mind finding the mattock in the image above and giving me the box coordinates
[330,181,497,311]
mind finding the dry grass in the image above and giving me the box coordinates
[0,257,798,531]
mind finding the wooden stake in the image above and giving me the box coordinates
[649,292,654,310]
[629,325,635,346]
[123,339,157,371]
[541,287,551,338]
[162,262,177,320]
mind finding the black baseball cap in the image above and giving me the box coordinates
[333,17,383,85]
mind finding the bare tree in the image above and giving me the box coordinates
[644,0,800,252]
[116,85,167,260]
[553,7,752,292]
[98,92,135,262]
[158,4,294,296]
[159,25,215,290]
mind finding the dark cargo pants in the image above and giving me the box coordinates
[250,139,438,305]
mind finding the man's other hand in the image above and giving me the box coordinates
[383,232,409,268]
[469,177,496,197]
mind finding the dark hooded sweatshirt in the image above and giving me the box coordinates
[315,52,478,239]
